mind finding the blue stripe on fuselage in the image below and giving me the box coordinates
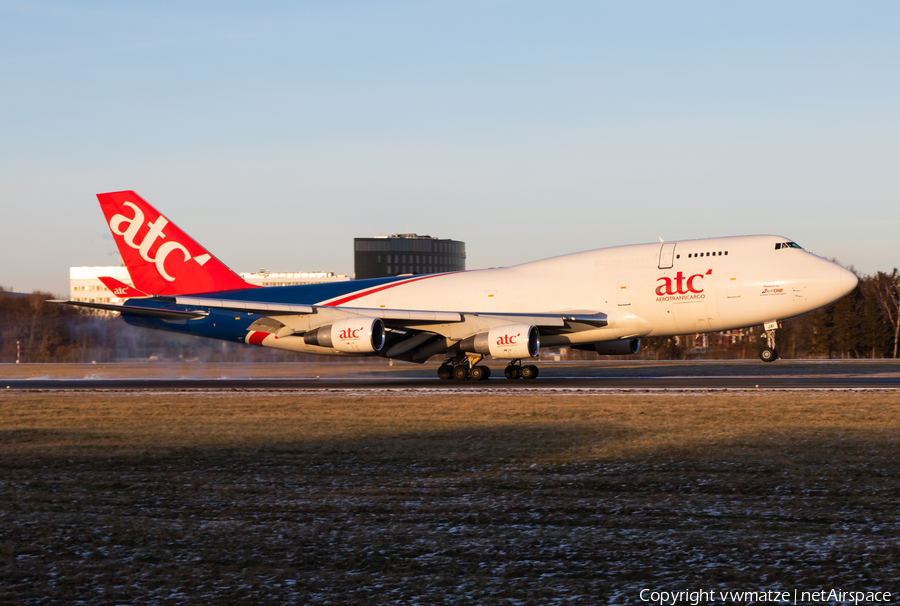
[190,275,409,305]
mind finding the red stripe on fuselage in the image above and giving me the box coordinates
[321,273,458,307]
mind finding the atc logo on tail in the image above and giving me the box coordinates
[96,276,146,298]
[97,191,254,296]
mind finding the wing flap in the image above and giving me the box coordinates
[473,312,607,327]
[340,306,462,323]
[383,332,436,357]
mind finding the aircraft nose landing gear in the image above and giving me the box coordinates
[759,320,780,363]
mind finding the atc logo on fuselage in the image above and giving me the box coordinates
[655,269,712,302]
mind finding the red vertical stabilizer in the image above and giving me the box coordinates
[96,191,256,296]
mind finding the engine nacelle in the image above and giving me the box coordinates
[458,323,540,359]
[303,317,386,353]
[572,338,641,356]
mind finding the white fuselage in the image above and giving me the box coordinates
[318,235,856,346]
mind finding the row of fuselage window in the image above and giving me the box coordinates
[676,251,728,260]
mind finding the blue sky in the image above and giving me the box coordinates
[1,1,898,294]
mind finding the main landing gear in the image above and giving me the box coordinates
[437,356,540,380]
[759,320,780,363]
[504,360,539,380]
[438,354,492,381]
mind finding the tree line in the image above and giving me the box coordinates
[1,269,898,364]
[0,288,306,364]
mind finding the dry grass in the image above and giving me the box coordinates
[1,391,899,604]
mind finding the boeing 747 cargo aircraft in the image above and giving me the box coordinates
[58,191,858,380]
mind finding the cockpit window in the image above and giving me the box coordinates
[775,241,803,250]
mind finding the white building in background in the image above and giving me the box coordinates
[70,266,132,304]
[239,270,351,288]
[70,267,351,304]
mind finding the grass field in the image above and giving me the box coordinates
[1,389,899,604]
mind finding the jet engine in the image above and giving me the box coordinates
[303,317,386,353]
[458,323,540,359]
[572,338,641,356]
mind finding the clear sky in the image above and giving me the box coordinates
[1,1,898,295]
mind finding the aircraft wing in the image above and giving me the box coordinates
[173,296,459,322]
[171,296,607,326]
[53,297,608,363]
[49,300,209,320]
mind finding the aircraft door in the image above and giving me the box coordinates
[658,243,677,269]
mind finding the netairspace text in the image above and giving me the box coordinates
[639,588,892,605]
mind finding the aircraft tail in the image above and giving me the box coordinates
[96,191,256,296]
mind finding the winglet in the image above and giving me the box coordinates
[97,276,147,298]
[96,191,258,296]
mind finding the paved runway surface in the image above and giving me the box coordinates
[4,375,899,390]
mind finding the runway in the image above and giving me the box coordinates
[4,375,899,390]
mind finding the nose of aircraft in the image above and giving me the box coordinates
[805,256,858,310]
[839,266,859,297]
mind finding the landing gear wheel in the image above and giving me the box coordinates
[469,366,487,381]
[521,365,539,380]
[504,366,521,380]
[452,365,470,381]
[438,364,453,380]
[482,366,491,379]
[759,347,778,363]
[760,321,780,364]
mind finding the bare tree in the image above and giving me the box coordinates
[871,269,900,358]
